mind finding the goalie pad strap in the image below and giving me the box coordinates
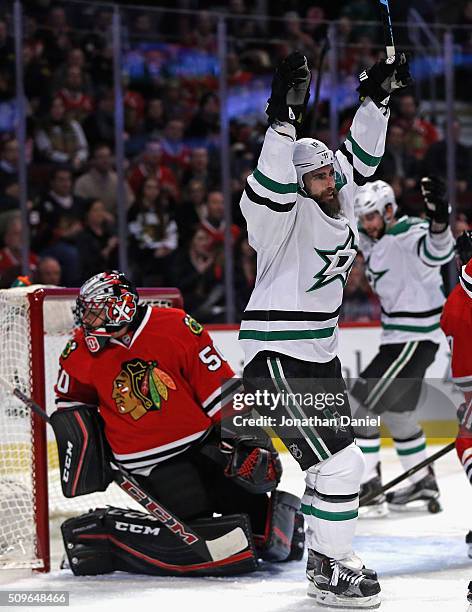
[50,405,112,498]
[254,490,304,562]
[62,507,258,577]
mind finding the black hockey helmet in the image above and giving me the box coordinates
[455,231,472,266]
[76,271,139,353]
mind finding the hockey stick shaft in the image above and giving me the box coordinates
[361,441,455,504]
[0,374,248,562]
[378,0,396,58]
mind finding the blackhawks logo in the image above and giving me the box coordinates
[112,358,176,421]
[183,314,203,335]
[61,340,78,360]
[307,227,358,292]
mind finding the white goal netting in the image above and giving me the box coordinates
[0,286,181,570]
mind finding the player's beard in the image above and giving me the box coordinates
[316,189,341,218]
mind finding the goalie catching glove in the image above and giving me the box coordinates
[357,53,412,107]
[265,51,311,129]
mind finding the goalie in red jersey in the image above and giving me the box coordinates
[52,271,304,577]
[440,232,472,573]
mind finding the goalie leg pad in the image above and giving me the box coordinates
[254,490,305,562]
[50,406,112,498]
[61,507,258,577]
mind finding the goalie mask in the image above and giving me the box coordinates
[354,180,397,221]
[76,271,139,353]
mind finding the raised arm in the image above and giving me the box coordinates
[240,52,311,250]
[336,54,412,192]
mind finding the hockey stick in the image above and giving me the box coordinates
[0,376,249,563]
[378,0,396,58]
[361,441,455,505]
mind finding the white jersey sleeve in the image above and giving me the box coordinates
[333,98,389,230]
[389,217,455,267]
[240,121,298,251]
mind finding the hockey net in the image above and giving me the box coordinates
[0,286,183,571]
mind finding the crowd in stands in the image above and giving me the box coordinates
[0,0,471,322]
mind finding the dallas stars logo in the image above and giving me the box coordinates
[307,227,358,292]
[365,257,388,290]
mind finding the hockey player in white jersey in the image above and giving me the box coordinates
[239,51,412,608]
[352,177,454,515]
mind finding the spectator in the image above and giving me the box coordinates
[0,213,38,288]
[199,190,241,252]
[227,53,253,87]
[55,65,94,123]
[35,97,89,170]
[128,177,178,286]
[453,212,471,239]
[172,226,224,322]
[186,93,220,144]
[374,124,418,190]
[123,90,146,157]
[30,166,83,285]
[144,98,167,141]
[234,233,256,318]
[52,48,93,94]
[74,143,134,215]
[392,94,439,161]
[34,6,73,69]
[160,119,191,179]
[175,178,207,247]
[35,256,62,285]
[279,11,317,62]
[82,88,115,149]
[0,65,16,136]
[422,120,472,193]
[0,138,19,210]
[190,11,217,53]
[128,140,179,201]
[0,20,14,63]
[75,198,118,282]
[181,147,218,192]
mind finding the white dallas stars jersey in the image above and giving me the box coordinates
[359,216,454,345]
[239,98,389,365]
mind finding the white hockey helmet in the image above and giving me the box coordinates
[293,138,335,190]
[354,180,397,219]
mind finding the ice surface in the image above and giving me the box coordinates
[1,446,471,612]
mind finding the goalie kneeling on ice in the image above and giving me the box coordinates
[52,406,305,576]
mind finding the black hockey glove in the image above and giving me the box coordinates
[421,176,451,228]
[455,231,472,266]
[357,53,413,107]
[266,51,311,129]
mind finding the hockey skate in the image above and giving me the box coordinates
[339,552,378,581]
[359,465,388,518]
[466,531,472,559]
[386,468,440,513]
[467,580,472,612]
[306,549,381,609]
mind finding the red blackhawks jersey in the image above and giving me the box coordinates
[441,260,472,402]
[55,306,241,475]
[440,259,472,485]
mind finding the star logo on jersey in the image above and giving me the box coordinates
[365,257,388,290]
[307,227,358,292]
[112,358,177,421]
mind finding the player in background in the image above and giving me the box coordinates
[440,231,472,568]
[352,178,454,515]
[239,50,412,608]
[52,271,305,577]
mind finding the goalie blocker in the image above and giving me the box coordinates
[52,405,305,576]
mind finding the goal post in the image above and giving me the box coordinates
[0,286,183,572]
